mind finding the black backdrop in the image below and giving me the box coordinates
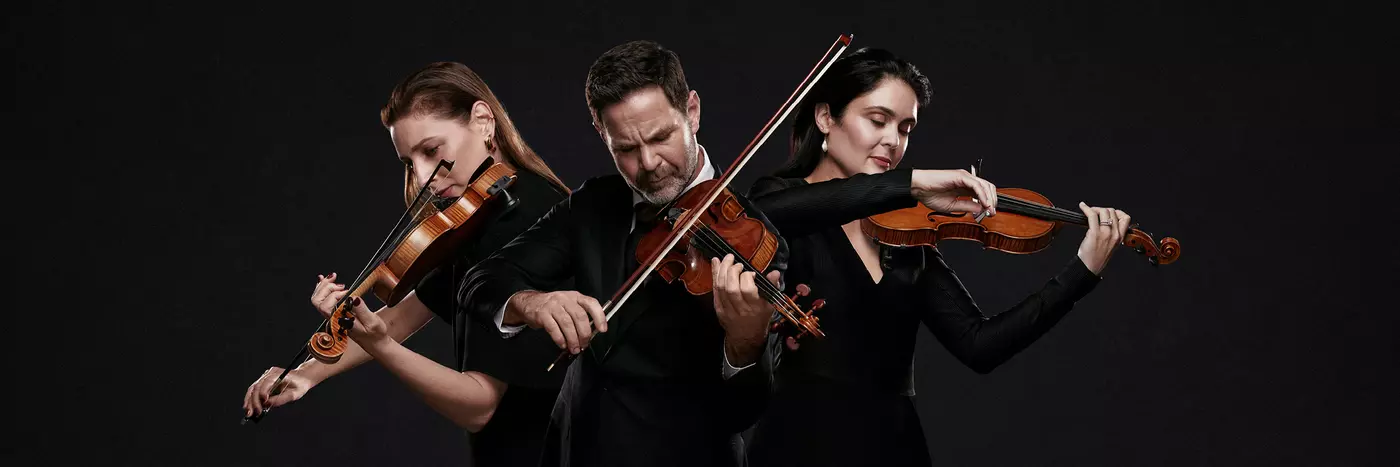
[9,1,1395,465]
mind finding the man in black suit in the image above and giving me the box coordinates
[459,40,786,467]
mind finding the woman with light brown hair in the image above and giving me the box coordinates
[242,61,571,466]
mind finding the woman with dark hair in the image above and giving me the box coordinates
[241,61,570,466]
[743,48,1132,466]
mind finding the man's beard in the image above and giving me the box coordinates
[627,133,699,205]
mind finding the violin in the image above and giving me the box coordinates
[546,33,857,370]
[637,179,826,339]
[243,158,520,424]
[860,162,1181,265]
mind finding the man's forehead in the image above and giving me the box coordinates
[601,88,681,132]
[602,106,680,140]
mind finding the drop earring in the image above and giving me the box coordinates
[821,135,828,153]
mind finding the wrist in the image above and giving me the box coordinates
[723,335,763,367]
[504,290,540,326]
[1076,250,1105,276]
[909,170,929,197]
[289,364,325,387]
[357,334,397,356]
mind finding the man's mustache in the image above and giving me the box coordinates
[639,166,678,186]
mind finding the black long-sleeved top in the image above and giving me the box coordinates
[743,169,1100,466]
[411,169,569,467]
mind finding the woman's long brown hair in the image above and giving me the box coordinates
[381,62,569,206]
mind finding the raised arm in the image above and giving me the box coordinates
[918,201,1129,374]
[747,168,999,238]
[747,169,916,238]
[918,249,1100,374]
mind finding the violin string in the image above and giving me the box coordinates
[682,224,808,320]
[681,226,789,305]
[346,178,442,290]
[995,195,1088,224]
[677,225,799,313]
[687,224,801,311]
[334,192,444,324]
[1000,200,1076,223]
[683,227,809,323]
[999,194,1087,223]
[996,195,1068,221]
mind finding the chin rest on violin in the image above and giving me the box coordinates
[861,187,1181,266]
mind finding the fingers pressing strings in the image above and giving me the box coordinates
[685,225,804,320]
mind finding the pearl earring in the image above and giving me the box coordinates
[821,136,828,153]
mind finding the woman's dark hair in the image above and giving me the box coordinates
[775,47,932,178]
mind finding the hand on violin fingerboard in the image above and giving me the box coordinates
[711,254,778,368]
[1075,202,1131,275]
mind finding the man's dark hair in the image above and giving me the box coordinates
[585,40,690,125]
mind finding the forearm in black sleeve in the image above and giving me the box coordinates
[746,169,917,238]
[458,196,575,326]
[920,248,1101,374]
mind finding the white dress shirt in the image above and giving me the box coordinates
[490,145,754,379]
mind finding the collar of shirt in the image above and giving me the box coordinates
[629,144,715,233]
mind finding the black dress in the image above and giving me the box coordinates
[742,169,1101,467]
[412,169,571,467]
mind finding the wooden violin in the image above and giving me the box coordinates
[637,179,826,340]
[860,171,1180,265]
[546,33,856,370]
[243,158,519,424]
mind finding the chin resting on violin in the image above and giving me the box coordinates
[742,47,1131,467]
[240,62,571,467]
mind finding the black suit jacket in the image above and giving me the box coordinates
[461,174,787,467]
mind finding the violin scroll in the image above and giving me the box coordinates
[1123,226,1181,266]
[309,310,352,364]
[769,283,826,341]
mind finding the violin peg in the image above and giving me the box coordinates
[795,284,811,297]
[810,299,826,311]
